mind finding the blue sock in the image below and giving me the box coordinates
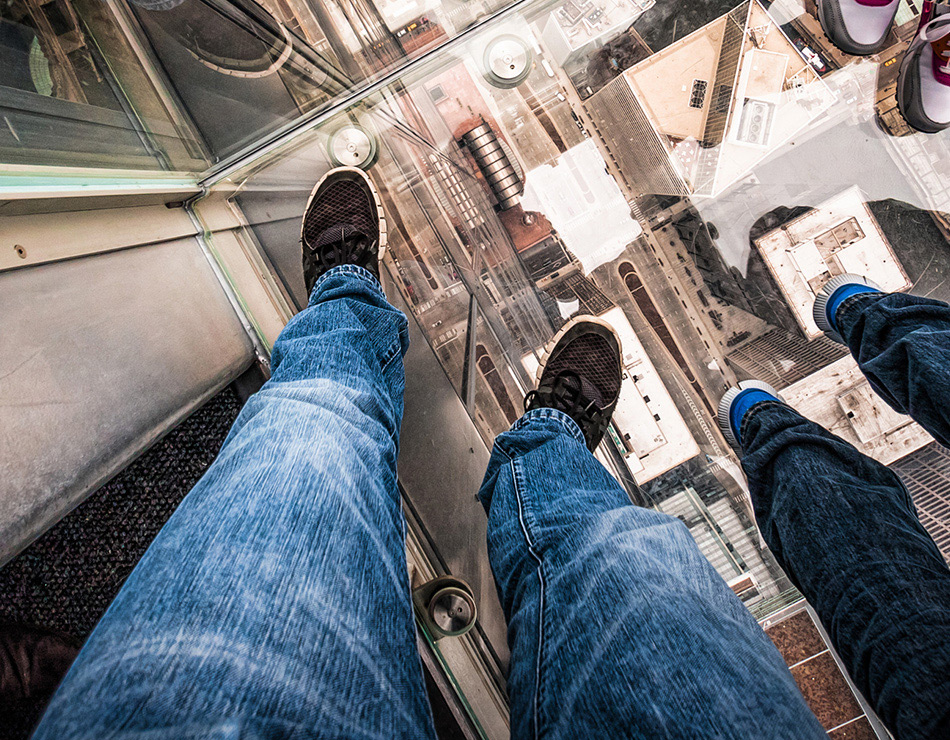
[826,283,881,332]
[730,389,779,446]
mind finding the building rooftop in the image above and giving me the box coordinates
[781,356,931,465]
[524,307,699,484]
[624,20,724,141]
[606,307,701,484]
[521,140,643,274]
[376,0,439,31]
[540,0,656,63]
[590,0,835,198]
[754,185,911,338]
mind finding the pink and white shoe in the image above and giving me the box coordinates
[898,5,950,134]
[818,0,900,56]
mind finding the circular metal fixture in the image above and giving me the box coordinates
[428,586,477,637]
[483,34,532,88]
[412,575,478,639]
[328,123,378,170]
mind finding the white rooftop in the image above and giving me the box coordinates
[754,185,911,338]
[781,356,932,465]
[614,0,835,197]
[540,0,655,63]
[375,0,440,31]
[521,140,643,274]
[524,307,699,484]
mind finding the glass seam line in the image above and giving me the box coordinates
[183,198,274,371]
[197,0,554,188]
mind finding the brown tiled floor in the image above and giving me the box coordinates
[764,609,876,735]
[829,717,877,739]
[791,651,864,730]
[766,610,827,665]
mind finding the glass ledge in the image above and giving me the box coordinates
[203,0,950,633]
[6,0,950,723]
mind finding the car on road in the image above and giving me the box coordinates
[792,36,828,74]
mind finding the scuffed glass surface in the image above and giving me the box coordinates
[16,0,942,620]
[217,0,950,623]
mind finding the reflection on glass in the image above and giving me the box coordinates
[0,0,208,169]
[212,0,950,628]
[126,0,348,160]
[3,0,574,170]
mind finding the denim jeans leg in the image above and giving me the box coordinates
[741,402,950,740]
[837,291,950,445]
[33,265,437,740]
[478,408,825,740]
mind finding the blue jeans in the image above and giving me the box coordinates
[31,268,940,739]
[740,291,950,740]
[837,291,950,447]
[476,411,823,739]
[35,266,434,740]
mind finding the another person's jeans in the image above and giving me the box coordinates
[738,291,950,740]
[32,268,948,739]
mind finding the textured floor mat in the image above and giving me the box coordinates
[0,388,242,738]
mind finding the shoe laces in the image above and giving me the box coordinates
[307,229,372,273]
[524,370,603,419]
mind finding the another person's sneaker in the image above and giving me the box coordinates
[813,273,882,343]
[718,380,785,450]
[897,6,950,134]
[301,166,387,294]
[817,0,900,56]
[523,316,623,452]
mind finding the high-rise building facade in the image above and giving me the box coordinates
[891,444,950,563]
[584,74,690,197]
[726,328,849,390]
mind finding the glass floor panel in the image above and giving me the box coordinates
[1,0,538,170]
[7,0,950,727]
[211,0,950,635]
[213,0,950,640]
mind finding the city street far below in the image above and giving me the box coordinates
[218,0,950,631]
[4,0,950,734]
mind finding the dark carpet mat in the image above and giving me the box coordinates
[0,382,465,740]
[0,387,242,739]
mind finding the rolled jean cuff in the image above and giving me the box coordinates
[834,290,887,337]
[740,399,792,448]
[309,264,385,305]
[509,407,587,447]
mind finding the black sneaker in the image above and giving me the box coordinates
[817,0,899,57]
[301,166,387,294]
[524,316,623,452]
